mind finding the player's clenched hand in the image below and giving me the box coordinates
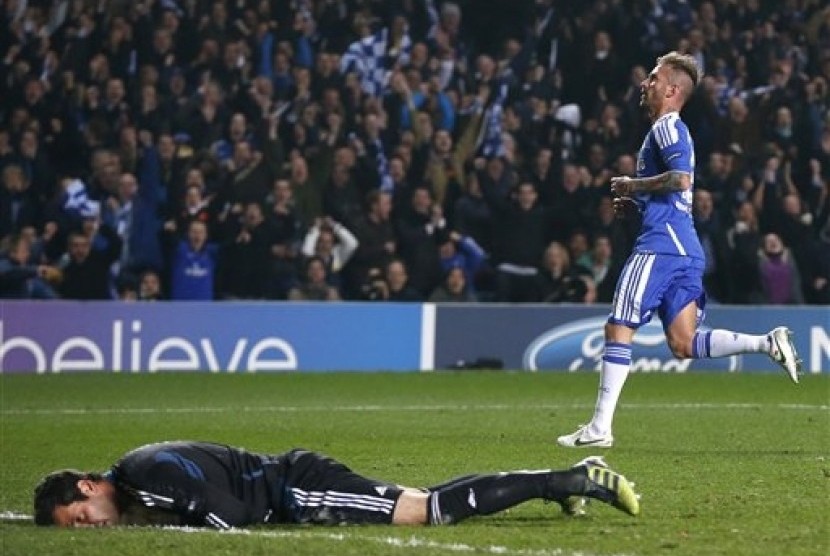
[610,176,633,196]
[613,196,639,220]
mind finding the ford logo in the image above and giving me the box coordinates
[523,317,741,372]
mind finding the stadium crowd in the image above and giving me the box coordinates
[0,0,828,304]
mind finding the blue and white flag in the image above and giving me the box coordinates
[64,179,100,219]
[479,81,509,158]
[339,28,411,97]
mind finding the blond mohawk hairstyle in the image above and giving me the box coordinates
[657,51,702,87]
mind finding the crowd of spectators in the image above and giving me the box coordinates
[1,0,828,305]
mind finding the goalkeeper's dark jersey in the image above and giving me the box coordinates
[109,441,287,529]
[107,440,403,529]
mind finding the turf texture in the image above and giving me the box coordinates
[1,371,828,556]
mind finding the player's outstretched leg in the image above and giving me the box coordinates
[767,327,803,383]
[425,459,639,524]
[691,327,803,383]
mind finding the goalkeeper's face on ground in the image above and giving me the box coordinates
[52,479,121,527]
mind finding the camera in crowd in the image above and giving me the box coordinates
[541,275,589,303]
[361,267,389,301]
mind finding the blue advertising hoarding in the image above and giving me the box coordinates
[433,304,829,374]
[0,302,423,373]
[2,301,827,373]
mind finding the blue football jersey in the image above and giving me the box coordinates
[632,112,704,260]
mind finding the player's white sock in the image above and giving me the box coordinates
[589,342,632,435]
[692,330,768,358]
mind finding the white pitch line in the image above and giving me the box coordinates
[1,402,827,416]
[0,511,31,521]
[0,513,632,556]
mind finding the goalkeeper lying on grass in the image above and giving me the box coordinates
[34,440,639,528]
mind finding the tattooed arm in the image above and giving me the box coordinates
[610,171,691,196]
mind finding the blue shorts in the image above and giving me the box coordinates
[608,252,707,331]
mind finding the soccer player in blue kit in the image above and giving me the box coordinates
[558,51,802,448]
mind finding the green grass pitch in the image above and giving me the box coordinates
[1,371,828,556]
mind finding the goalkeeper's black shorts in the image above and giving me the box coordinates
[276,449,403,525]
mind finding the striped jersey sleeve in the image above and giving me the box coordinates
[652,113,693,175]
